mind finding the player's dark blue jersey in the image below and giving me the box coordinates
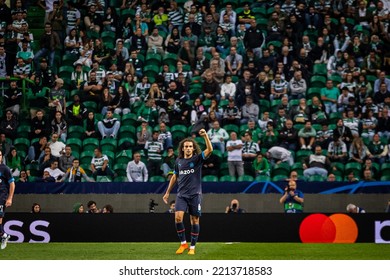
[0,163,14,192]
[174,152,205,198]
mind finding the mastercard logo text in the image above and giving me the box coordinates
[299,213,358,243]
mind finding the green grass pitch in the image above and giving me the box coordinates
[1,243,389,260]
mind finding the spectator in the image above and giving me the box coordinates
[327,173,337,182]
[67,95,87,126]
[126,152,148,182]
[147,27,164,55]
[253,152,271,177]
[3,80,22,116]
[202,152,220,176]
[225,47,243,76]
[346,203,366,213]
[7,147,22,177]
[44,159,64,182]
[307,96,328,124]
[343,109,360,137]
[0,110,18,140]
[58,145,74,173]
[327,136,348,164]
[289,70,307,100]
[374,71,390,93]
[102,204,114,213]
[161,147,176,180]
[225,199,246,214]
[31,203,41,214]
[260,121,279,149]
[241,96,259,124]
[207,120,229,154]
[90,148,116,180]
[84,4,102,33]
[33,22,61,70]
[48,132,66,159]
[86,200,101,214]
[51,111,67,143]
[27,135,48,163]
[226,132,244,178]
[278,119,298,151]
[298,121,316,150]
[303,145,331,178]
[108,86,130,115]
[72,202,84,214]
[83,70,103,105]
[0,134,11,159]
[279,180,304,213]
[36,170,56,182]
[83,111,98,139]
[377,107,390,139]
[333,118,354,147]
[385,200,390,213]
[145,131,164,177]
[97,109,120,139]
[244,19,265,58]
[321,80,340,115]
[361,109,377,141]
[266,146,294,167]
[48,78,66,118]
[349,137,368,164]
[242,131,260,177]
[166,200,176,214]
[19,170,30,183]
[366,133,388,164]
[38,146,56,174]
[222,99,241,126]
[61,158,94,182]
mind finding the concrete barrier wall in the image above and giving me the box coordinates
[10,193,390,213]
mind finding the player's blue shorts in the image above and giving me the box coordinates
[0,188,8,218]
[175,195,202,217]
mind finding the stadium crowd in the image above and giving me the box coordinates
[0,0,390,183]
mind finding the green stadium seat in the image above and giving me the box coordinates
[344,162,362,175]
[219,175,236,182]
[295,150,313,162]
[307,175,325,182]
[100,138,117,152]
[193,137,205,150]
[118,137,135,149]
[150,176,166,182]
[68,126,85,139]
[380,163,390,175]
[58,66,74,80]
[114,176,128,182]
[272,175,288,181]
[219,162,229,176]
[223,124,239,135]
[202,175,219,182]
[310,75,327,88]
[313,64,327,76]
[256,175,271,182]
[237,175,254,182]
[80,151,93,165]
[115,150,132,164]
[330,74,342,85]
[271,163,290,177]
[121,113,138,127]
[16,125,31,139]
[82,138,99,151]
[162,53,178,66]
[66,138,82,154]
[307,87,321,99]
[119,125,136,140]
[171,124,189,143]
[96,176,112,182]
[13,137,30,153]
[113,163,128,176]
[84,101,98,112]
[145,53,162,67]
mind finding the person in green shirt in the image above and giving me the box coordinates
[7,147,22,177]
[321,80,340,115]
[252,152,270,177]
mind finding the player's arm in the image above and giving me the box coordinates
[163,173,177,204]
[6,181,15,207]
[199,128,213,158]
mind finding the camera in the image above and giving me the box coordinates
[149,199,158,213]
[232,203,237,210]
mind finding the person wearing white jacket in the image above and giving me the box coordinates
[126,152,148,182]
[207,120,229,154]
